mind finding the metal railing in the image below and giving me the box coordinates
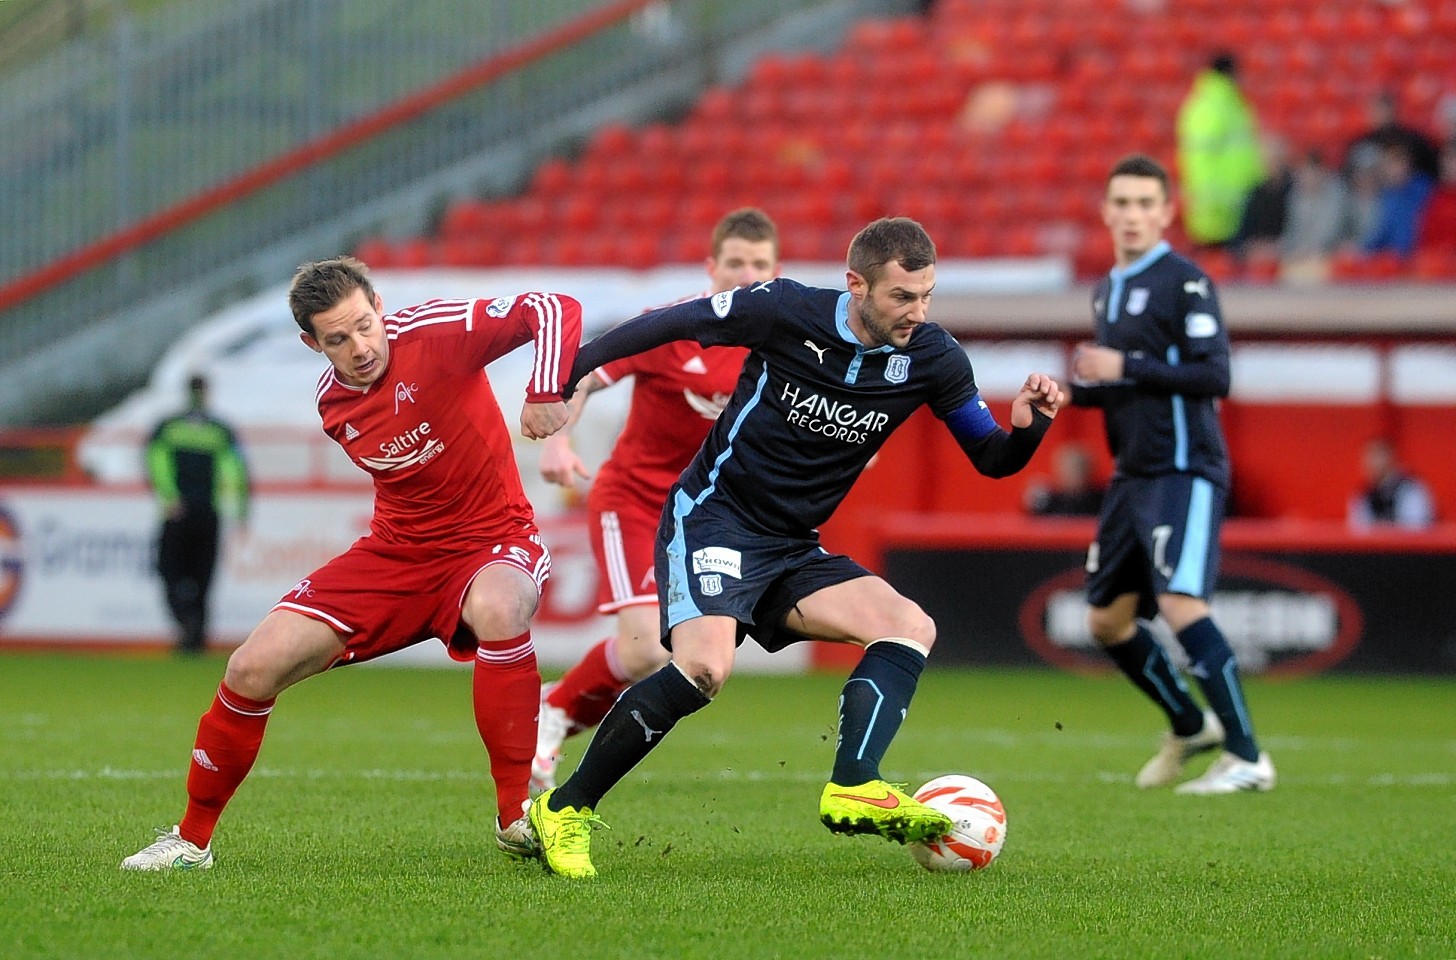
[0,0,907,424]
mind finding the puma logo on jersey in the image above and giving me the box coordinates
[681,355,708,374]
[803,340,828,363]
[1184,278,1210,298]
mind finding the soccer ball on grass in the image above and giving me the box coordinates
[907,774,1007,871]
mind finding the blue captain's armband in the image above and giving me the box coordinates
[945,392,1000,441]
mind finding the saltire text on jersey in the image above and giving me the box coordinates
[313,294,581,546]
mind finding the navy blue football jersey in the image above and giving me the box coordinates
[1076,241,1231,487]
[570,278,982,535]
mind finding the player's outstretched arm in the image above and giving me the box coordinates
[565,292,757,398]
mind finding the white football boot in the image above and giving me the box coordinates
[530,685,574,796]
[120,826,214,871]
[495,813,539,861]
[1175,750,1277,794]
[1135,709,1225,788]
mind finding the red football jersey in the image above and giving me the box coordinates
[315,293,581,546]
[588,336,747,515]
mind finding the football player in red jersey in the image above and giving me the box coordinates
[530,209,778,792]
[122,256,581,871]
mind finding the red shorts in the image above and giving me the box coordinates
[271,530,550,666]
[588,501,659,614]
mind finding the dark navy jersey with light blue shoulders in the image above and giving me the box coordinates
[569,278,991,536]
[1075,241,1231,488]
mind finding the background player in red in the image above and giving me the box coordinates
[531,208,779,792]
[122,256,581,870]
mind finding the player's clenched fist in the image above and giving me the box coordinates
[521,400,569,439]
[1010,373,1065,427]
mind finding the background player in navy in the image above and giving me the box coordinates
[1071,154,1275,794]
[529,217,1065,878]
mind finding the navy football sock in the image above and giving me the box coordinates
[1105,625,1204,737]
[550,663,709,812]
[1178,617,1259,761]
[831,640,926,786]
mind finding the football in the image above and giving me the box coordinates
[907,774,1007,872]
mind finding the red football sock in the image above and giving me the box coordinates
[547,636,630,730]
[178,682,274,847]
[473,633,540,822]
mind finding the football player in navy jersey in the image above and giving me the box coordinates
[529,217,1065,878]
[1071,154,1275,795]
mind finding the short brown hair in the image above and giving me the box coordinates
[288,256,376,334]
[847,217,936,287]
[1107,154,1172,199]
[710,207,779,259]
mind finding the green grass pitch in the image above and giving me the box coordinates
[1,653,1452,959]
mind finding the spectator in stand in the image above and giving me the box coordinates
[1176,51,1264,248]
[1229,133,1293,266]
[1360,141,1436,258]
[1024,442,1105,517]
[1349,437,1435,531]
[1416,140,1456,251]
[1280,149,1357,271]
[1344,152,1384,252]
[1342,90,1440,183]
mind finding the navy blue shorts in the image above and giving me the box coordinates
[655,488,873,652]
[1084,473,1226,620]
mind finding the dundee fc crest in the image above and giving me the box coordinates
[699,574,723,596]
[885,354,911,383]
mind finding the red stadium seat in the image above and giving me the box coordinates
[352,238,396,268]
[439,201,491,239]
[392,238,435,269]
[374,0,1456,301]
[530,159,572,195]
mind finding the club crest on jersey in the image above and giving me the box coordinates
[1185,312,1219,338]
[691,546,742,579]
[885,354,911,384]
[485,296,517,318]
[1126,288,1150,315]
[710,289,734,318]
[394,382,418,414]
[699,574,723,596]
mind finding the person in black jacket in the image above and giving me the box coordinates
[144,375,250,654]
